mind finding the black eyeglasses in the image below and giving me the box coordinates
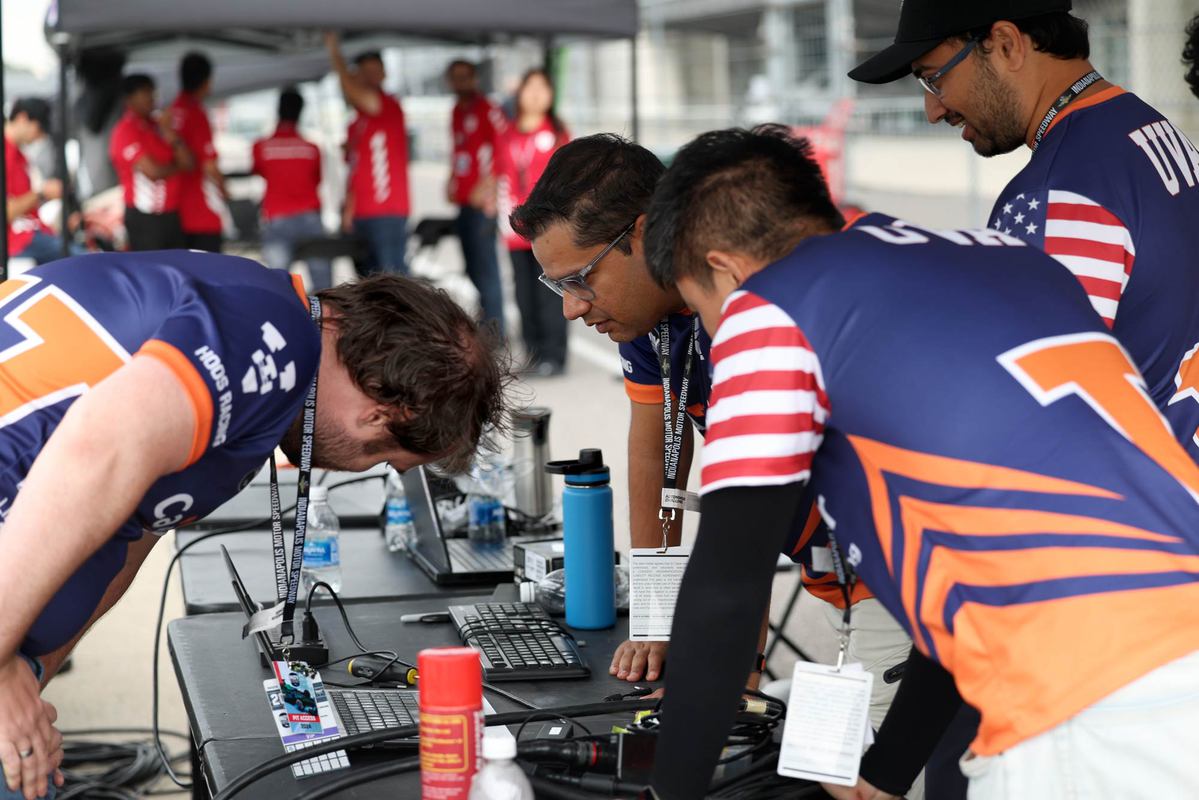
[538,222,635,302]
[916,37,981,98]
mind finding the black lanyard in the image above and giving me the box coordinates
[1033,70,1102,150]
[269,296,321,644]
[818,496,856,666]
[656,316,698,547]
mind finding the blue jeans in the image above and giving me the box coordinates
[261,211,332,290]
[353,215,408,276]
[455,207,504,330]
[16,231,83,265]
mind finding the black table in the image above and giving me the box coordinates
[175,528,492,615]
[169,596,647,798]
[189,466,389,530]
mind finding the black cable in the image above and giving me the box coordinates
[537,770,647,797]
[527,774,603,800]
[151,475,386,787]
[56,731,192,800]
[304,580,540,709]
[291,755,420,800]
[210,700,659,800]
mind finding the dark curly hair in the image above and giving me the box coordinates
[317,276,511,472]
[1185,13,1199,101]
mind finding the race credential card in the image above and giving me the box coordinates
[272,660,323,734]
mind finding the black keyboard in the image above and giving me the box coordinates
[328,688,420,738]
[448,602,590,681]
[447,538,512,572]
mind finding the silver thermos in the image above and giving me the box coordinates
[512,407,552,519]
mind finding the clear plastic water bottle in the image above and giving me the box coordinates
[464,448,511,545]
[468,736,533,800]
[467,494,505,544]
[383,469,415,553]
[301,485,342,595]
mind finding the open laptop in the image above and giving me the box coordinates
[400,466,524,586]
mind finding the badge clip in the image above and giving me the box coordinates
[657,507,676,553]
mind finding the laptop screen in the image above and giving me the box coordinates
[399,467,453,574]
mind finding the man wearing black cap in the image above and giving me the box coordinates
[846,3,1199,798]
[850,3,1199,461]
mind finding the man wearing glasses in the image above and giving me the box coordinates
[852,0,1199,464]
[846,2,1199,796]
[510,133,714,690]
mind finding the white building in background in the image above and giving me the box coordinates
[545,0,1195,228]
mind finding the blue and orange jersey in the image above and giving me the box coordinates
[701,213,1199,756]
[619,310,711,431]
[1,251,319,654]
[991,89,1199,463]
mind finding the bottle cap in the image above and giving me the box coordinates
[482,734,517,761]
[545,448,607,476]
[309,485,328,503]
[418,647,482,708]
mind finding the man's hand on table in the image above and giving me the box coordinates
[0,657,64,800]
[610,640,667,682]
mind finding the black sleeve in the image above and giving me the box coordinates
[650,484,802,800]
[858,646,963,795]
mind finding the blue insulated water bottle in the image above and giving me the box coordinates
[545,449,615,630]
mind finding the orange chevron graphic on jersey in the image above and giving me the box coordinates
[0,275,129,427]
[896,496,1193,658]
[1001,333,1199,498]
[847,435,1120,572]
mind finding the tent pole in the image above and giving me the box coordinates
[54,35,70,258]
[629,35,639,142]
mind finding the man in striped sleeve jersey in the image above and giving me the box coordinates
[645,126,1199,800]
[510,136,907,740]
[851,0,1199,463]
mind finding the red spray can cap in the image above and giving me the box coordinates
[418,647,482,708]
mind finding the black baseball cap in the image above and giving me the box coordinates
[849,0,1073,84]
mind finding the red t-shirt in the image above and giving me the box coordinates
[449,93,503,206]
[252,123,322,222]
[496,119,569,251]
[108,110,181,215]
[5,138,51,256]
[170,92,223,234]
[345,93,410,219]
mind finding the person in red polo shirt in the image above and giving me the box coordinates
[252,88,331,290]
[497,69,571,375]
[4,98,67,265]
[108,74,189,251]
[447,59,505,329]
[326,32,410,276]
[170,52,227,253]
